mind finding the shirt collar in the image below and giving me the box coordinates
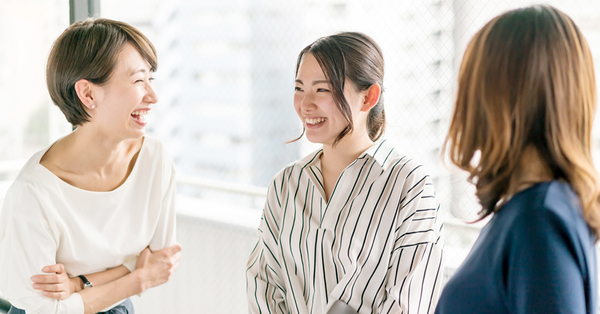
[299,139,396,170]
[358,139,396,171]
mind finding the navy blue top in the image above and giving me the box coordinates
[435,181,597,314]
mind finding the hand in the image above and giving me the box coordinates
[31,264,79,300]
[134,243,182,291]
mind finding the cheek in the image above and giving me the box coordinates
[293,94,303,115]
[324,101,341,119]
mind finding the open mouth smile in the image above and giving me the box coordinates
[131,109,150,126]
[305,117,327,125]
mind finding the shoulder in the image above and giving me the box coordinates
[372,140,431,180]
[507,181,584,227]
[2,148,64,219]
[501,181,593,250]
[142,135,170,159]
[266,149,321,198]
[141,135,175,170]
[8,148,55,199]
[540,181,592,241]
[1,175,48,224]
[271,149,322,182]
[374,143,433,196]
[542,181,585,223]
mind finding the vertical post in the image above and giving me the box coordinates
[69,0,101,24]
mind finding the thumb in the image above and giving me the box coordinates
[164,243,182,255]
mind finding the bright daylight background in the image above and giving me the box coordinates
[1,0,600,313]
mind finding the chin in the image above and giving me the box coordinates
[305,135,321,144]
[305,135,331,146]
[124,128,146,140]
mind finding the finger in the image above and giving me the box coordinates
[172,252,182,262]
[164,243,182,254]
[41,264,65,274]
[41,290,67,300]
[31,274,60,284]
[33,283,65,292]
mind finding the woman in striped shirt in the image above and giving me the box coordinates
[246,32,444,314]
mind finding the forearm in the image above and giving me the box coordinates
[74,265,130,292]
[77,243,182,314]
[77,270,144,314]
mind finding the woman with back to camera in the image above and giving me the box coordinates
[0,18,181,314]
[246,32,444,314]
[435,5,599,313]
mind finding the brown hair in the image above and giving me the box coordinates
[443,5,600,234]
[294,32,386,145]
[47,18,157,126]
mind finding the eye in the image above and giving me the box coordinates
[295,86,303,92]
[317,88,330,92]
[149,77,155,82]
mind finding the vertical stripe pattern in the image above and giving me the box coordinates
[246,140,444,314]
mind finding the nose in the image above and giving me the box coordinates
[144,82,159,104]
[300,92,316,113]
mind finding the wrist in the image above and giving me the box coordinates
[71,276,83,293]
[131,269,147,294]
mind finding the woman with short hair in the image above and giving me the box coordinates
[435,5,599,313]
[0,18,181,314]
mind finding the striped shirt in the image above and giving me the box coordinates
[246,140,444,314]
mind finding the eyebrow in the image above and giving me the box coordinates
[130,68,148,76]
[295,79,330,85]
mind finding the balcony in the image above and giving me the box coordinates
[0,160,480,313]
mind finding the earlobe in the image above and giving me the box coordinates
[361,83,381,112]
[74,79,96,110]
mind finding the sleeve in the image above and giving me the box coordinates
[148,155,177,252]
[0,182,85,314]
[506,203,588,314]
[122,257,137,273]
[246,176,288,314]
[379,168,444,314]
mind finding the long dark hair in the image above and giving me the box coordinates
[293,32,386,145]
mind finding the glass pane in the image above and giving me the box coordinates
[0,0,70,183]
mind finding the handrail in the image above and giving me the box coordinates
[176,175,267,197]
[0,160,481,230]
[0,160,268,198]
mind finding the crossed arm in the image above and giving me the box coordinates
[29,244,181,314]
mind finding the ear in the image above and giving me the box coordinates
[74,79,96,109]
[361,83,381,112]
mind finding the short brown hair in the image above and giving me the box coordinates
[47,18,157,126]
[443,5,600,234]
[294,32,386,145]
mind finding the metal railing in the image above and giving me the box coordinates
[0,159,267,198]
[0,159,482,231]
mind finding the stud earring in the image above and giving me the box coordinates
[91,105,95,109]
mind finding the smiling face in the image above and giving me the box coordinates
[90,43,157,140]
[294,53,366,147]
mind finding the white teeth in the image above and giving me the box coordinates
[131,110,149,116]
[305,117,327,125]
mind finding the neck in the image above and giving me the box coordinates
[56,124,141,175]
[321,131,375,171]
[507,146,555,196]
